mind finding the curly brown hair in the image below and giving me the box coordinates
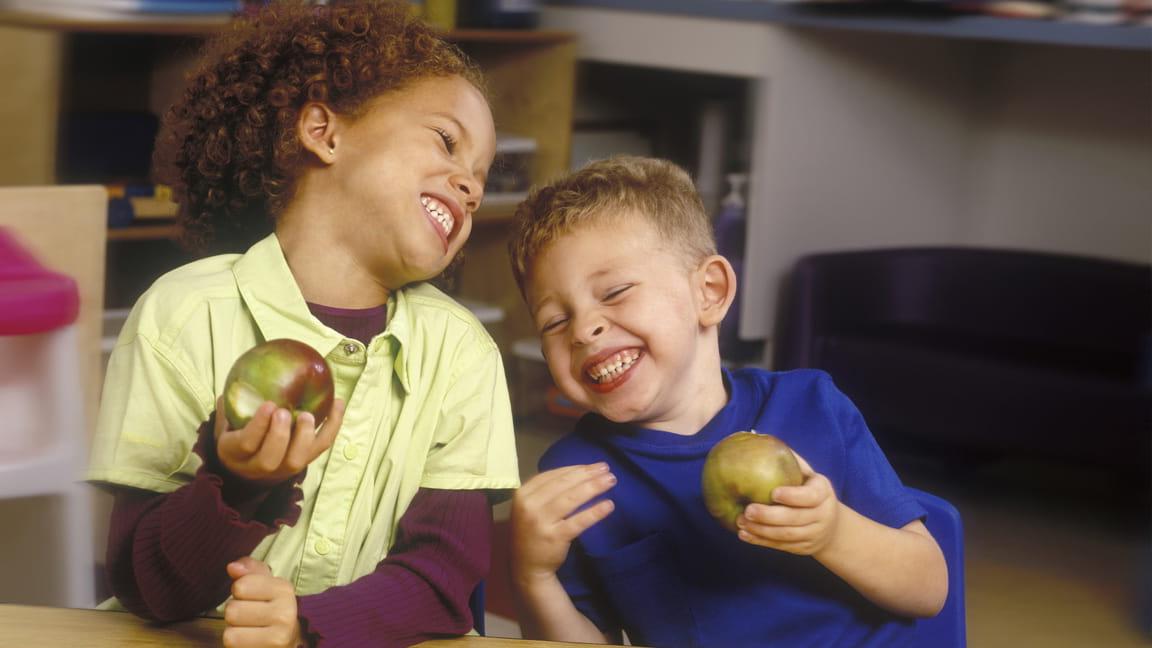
[154,0,484,252]
[508,156,717,297]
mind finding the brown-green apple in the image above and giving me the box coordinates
[222,338,335,430]
[701,431,804,533]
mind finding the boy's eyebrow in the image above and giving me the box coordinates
[528,266,618,314]
[529,293,553,316]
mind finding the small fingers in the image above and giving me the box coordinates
[557,498,615,538]
[223,402,277,456]
[524,463,612,504]
[224,600,279,627]
[281,411,317,473]
[516,464,596,498]
[737,520,820,547]
[231,573,290,602]
[771,474,832,508]
[742,503,817,528]
[228,556,272,580]
[251,409,292,473]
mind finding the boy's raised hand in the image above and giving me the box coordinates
[510,463,617,585]
[224,557,303,648]
[214,396,345,485]
[736,452,841,556]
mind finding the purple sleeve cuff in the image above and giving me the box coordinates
[104,414,305,622]
[191,414,305,528]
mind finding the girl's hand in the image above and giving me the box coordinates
[736,452,840,556]
[214,396,345,485]
[224,557,304,648]
[510,464,616,586]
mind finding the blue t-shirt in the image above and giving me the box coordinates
[538,368,925,648]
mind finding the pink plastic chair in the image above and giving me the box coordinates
[0,227,95,607]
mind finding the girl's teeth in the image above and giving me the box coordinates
[422,196,454,235]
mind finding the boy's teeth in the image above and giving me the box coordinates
[588,350,639,383]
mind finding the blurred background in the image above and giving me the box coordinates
[0,1,1148,646]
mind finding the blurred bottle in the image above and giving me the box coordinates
[458,0,539,28]
[715,173,756,363]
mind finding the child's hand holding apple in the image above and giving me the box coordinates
[702,431,841,556]
[215,339,346,485]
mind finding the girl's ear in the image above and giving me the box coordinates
[297,102,339,164]
[696,254,737,328]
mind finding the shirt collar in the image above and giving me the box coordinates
[232,233,413,393]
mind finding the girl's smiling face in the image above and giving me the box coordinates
[329,75,496,289]
[527,216,721,434]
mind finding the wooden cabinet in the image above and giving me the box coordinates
[0,11,575,351]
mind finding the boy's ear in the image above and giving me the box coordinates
[695,254,737,328]
[297,102,340,164]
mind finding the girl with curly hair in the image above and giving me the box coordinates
[87,2,518,646]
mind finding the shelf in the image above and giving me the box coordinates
[0,444,80,499]
[104,193,528,242]
[0,9,577,42]
[544,0,1152,50]
[107,222,179,241]
[0,8,233,35]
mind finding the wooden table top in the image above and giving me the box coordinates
[0,605,614,647]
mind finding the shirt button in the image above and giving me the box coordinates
[343,443,360,460]
[343,343,358,355]
[315,538,331,555]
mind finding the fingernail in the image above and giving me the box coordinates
[603,473,616,485]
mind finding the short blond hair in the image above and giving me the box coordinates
[508,156,716,294]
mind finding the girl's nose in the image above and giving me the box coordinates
[452,171,484,212]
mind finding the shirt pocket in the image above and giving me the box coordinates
[586,531,701,648]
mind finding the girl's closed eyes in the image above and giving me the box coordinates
[432,126,457,154]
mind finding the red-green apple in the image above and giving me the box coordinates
[701,431,804,533]
[222,339,335,430]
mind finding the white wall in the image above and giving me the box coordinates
[541,7,1152,349]
[961,43,1152,262]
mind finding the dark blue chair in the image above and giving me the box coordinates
[773,248,1151,477]
[469,582,486,636]
[908,487,966,648]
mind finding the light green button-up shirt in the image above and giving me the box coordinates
[89,233,519,597]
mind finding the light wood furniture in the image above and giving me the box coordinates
[0,605,629,648]
[0,185,105,608]
[0,185,106,442]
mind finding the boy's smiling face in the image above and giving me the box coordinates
[528,215,732,434]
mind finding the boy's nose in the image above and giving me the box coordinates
[574,321,606,346]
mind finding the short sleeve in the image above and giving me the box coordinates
[419,339,519,493]
[87,330,214,493]
[824,377,925,529]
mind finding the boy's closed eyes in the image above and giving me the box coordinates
[535,283,636,335]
